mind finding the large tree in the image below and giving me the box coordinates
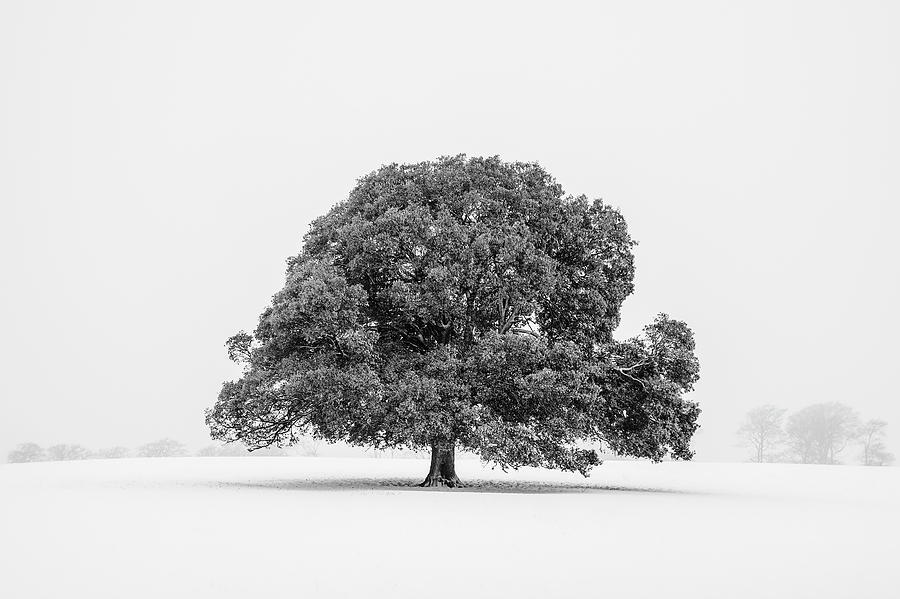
[207,156,701,486]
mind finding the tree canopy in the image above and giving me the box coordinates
[207,156,701,485]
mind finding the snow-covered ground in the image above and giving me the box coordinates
[1,457,897,598]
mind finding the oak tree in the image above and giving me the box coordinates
[207,156,701,486]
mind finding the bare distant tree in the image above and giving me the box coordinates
[737,405,786,462]
[93,446,131,459]
[7,443,46,463]
[785,402,859,464]
[46,444,92,461]
[865,441,894,467]
[137,438,187,458]
[299,436,322,457]
[858,419,894,466]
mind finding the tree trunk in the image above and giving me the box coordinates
[418,441,463,488]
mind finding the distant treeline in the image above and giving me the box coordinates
[5,438,322,463]
[738,402,893,466]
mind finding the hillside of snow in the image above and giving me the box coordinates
[1,457,897,598]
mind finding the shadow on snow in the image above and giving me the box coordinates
[209,477,710,496]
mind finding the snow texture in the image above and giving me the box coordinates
[1,457,897,598]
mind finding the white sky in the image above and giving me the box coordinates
[1,1,898,460]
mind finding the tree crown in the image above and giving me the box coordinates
[207,156,701,475]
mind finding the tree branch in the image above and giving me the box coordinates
[614,368,647,389]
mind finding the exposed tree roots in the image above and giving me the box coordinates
[417,474,465,488]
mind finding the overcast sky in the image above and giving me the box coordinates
[1,1,898,460]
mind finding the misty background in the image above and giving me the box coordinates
[1,1,898,461]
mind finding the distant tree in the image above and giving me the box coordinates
[252,446,292,457]
[864,440,894,467]
[785,403,859,464]
[93,446,131,459]
[137,438,187,458]
[858,419,894,466]
[7,443,46,463]
[737,405,786,463]
[299,436,322,457]
[197,444,249,457]
[207,156,701,487]
[46,444,92,461]
[197,445,219,457]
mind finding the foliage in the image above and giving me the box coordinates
[207,156,701,476]
[737,405,786,463]
[7,443,46,463]
[785,402,859,464]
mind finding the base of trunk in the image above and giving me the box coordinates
[417,473,464,488]
[418,442,464,488]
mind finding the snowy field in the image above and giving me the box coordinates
[1,457,898,599]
